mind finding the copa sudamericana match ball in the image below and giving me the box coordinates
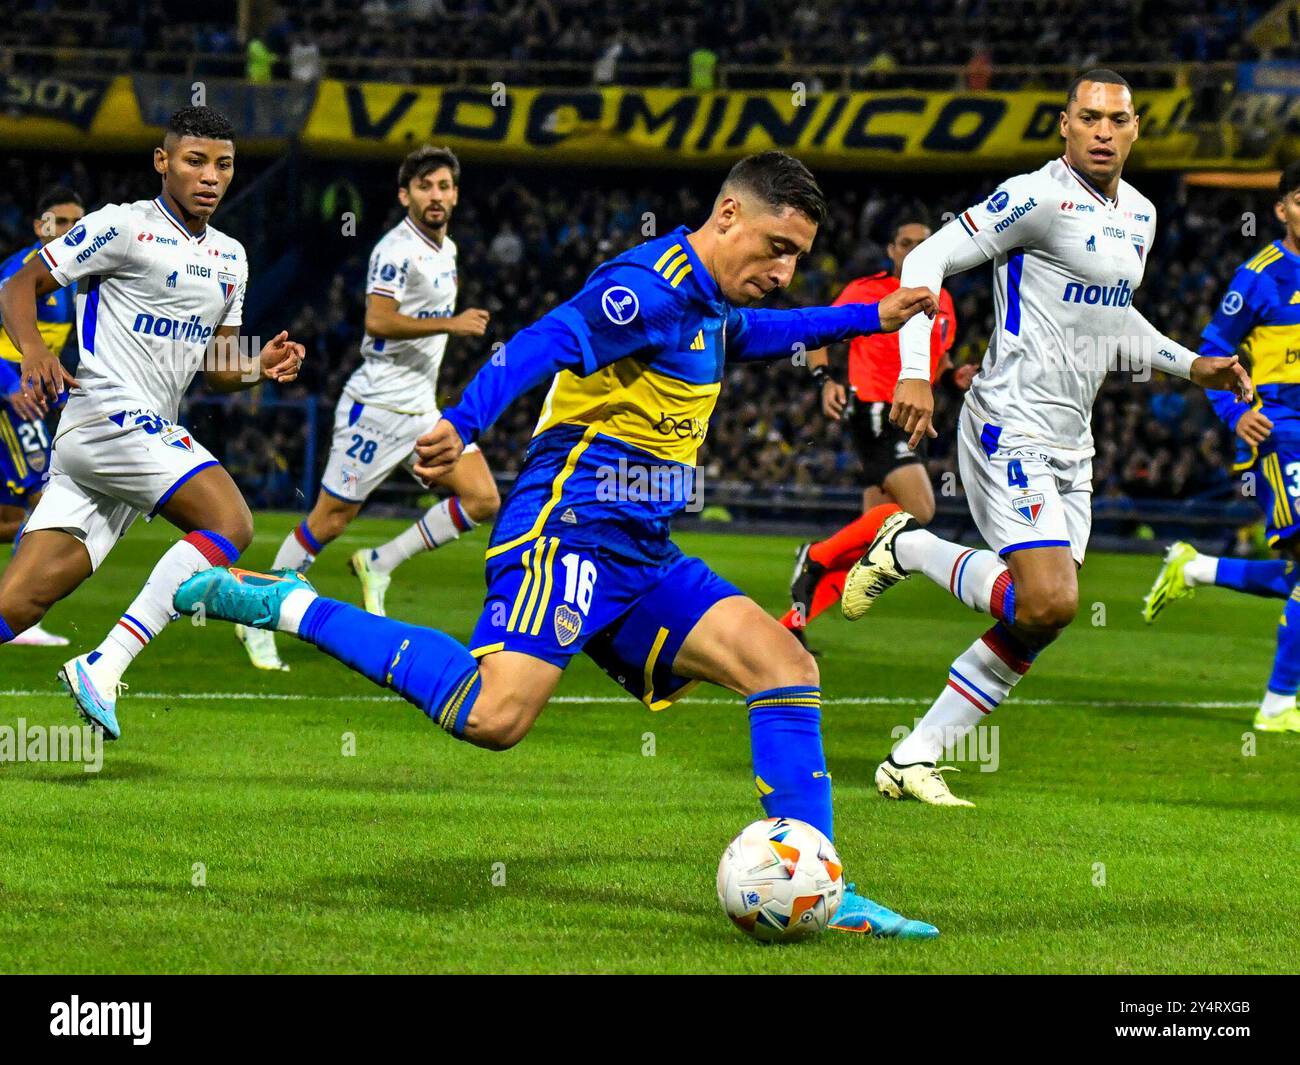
[717,817,844,942]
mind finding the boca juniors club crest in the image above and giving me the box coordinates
[218,271,237,300]
[160,425,194,452]
[553,604,583,647]
[1012,492,1045,526]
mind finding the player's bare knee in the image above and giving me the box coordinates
[463,695,532,752]
[909,498,936,525]
[1016,586,1077,632]
[462,485,500,524]
[752,634,819,693]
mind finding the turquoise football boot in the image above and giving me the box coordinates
[58,654,123,741]
[828,884,939,938]
[175,567,315,629]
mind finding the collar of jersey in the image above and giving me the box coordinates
[1060,155,1118,208]
[153,196,208,243]
[404,215,445,251]
[665,226,719,301]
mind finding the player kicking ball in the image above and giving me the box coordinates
[1143,162,1300,734]
[178,152,940,937]
[840,70,1253,806]
[0,185,86,646]
[239,146,498,672]
[0,107,305,739]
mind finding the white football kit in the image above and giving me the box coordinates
[24,197,247,568]
[321,217,475,503]
[900,156,1199,563]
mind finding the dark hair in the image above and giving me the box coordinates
[36,185,82,217]
[891,206,932,240]
[721,151,827,226]
[399,146,461,188]
[1280,161,1300,199]
[165,106,236,143]
[1066,68,1132,109]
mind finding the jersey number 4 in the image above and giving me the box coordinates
[1007,460,1029,488]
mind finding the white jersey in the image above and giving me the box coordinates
[39,197,247,435]
[346,217,458,415]
[902,156,1165,456]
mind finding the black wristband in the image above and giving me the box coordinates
[811,365,833,389]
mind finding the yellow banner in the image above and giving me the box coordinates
[303,82,1241,170]
[0,74,155,150]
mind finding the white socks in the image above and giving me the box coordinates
[272,520,320,574]
[90,532,237,684]
[896,528,1010,616]
[368,497,476,575]
[276,588,320,636]
[893,627,1032,765]
[1183,552,1218,587]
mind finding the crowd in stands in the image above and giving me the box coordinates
[0,152,1266,511]
[3,0,1274,87]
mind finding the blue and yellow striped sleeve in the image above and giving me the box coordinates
[1202,264,1265,431]
[725,302,882,362]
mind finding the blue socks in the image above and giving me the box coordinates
[299,598,480,737]
[0,614,14,644]
[1268,590,1300,696]
[747,686,833,841]
[1215,558,1298,599]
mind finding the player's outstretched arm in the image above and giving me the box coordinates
[1120,307,1253,403]
[725,289,937,364]
[0,253,78,412]
[203,327,306,393]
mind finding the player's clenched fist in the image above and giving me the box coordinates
[1235,408,1272,448]
[20,343,77,412]
[1191,354,1253,405]
[448,308,490,337]
[414,418,464,484]
[890,378,938,449]
[876,286,938,332]
[260,330,306,382]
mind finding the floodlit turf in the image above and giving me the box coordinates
[1,513,1297,973]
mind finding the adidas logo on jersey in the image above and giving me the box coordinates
[1290,291,1300,305]
[689,329,705,350]
[560,508,578,524]
[1061,278,1133,308]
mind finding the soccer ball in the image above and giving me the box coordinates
[717,817,844,942]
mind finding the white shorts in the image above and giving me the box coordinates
[957,403,1092,566]
[25,413,219,570]
[319,395,477,504]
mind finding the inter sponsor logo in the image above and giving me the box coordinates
[1061,278,1134,307]
[73,225,118,264]
[991,197,1036,234]
[186,262,211,278]
[131,311,214,344]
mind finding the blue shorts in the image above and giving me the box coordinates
[1254,449,1300,545]
[468,537,742,709]
[0,407,51,507]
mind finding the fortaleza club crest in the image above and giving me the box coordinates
[218,271,237,300]
[553,604,583,647]
[1012,492,1045,526]
[160,425,194,452]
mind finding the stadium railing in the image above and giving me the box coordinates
[6,46,1230,91]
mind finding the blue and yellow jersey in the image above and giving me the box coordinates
[1202,240,1300,468]
[442,225,882,564]
[0,241,76,364]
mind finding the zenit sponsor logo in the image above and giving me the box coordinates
[137,231,179,246]
[1062,278,1134,307]
[992,198,1037,234]
[73,226,119,264]
[1060,201,1096,212]
[131,311,214,344]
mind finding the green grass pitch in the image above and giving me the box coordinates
[1,513,1296,973]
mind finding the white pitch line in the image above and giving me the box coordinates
[0,688,1259,709]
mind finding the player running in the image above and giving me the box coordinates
[0,185,85,646]
[840,70,1253,806]
[0,106,305,739]
[1142,161,1300,734]
[240,146,497,672]
[178,151,941,937]
[784,208,972,644]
